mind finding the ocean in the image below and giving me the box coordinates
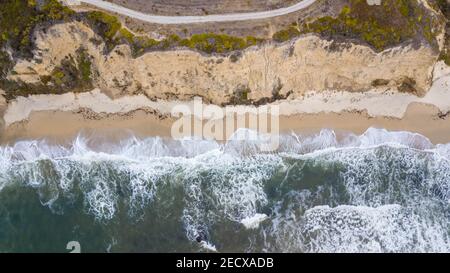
[0,128,449,252]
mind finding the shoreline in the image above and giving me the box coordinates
[1,62,450,145]
[4,62,450,127]
[1,102,450,145]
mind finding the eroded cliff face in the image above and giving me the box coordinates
[7,21,441,105]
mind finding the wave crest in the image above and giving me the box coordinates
[0,128,449,252]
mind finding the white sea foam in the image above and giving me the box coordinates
[241,213,269,229]
[0,127,449,252]
[266,193,449,252]
[200,241,218,252]
[300,204,449,252]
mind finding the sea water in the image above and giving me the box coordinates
[0,128,449,252]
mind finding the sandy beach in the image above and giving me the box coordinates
[1,62,450,145]
[1,100,449,145]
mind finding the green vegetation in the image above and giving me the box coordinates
[180,33,258,53]
[77,48,93,83]
[86,11,121,43]
[440,50,450,66]
[1,0,447,100]
[84,11,264,56]
[178,33,262,54]
[435,0,450,65]
[118,28,135,44]
[38,47,93,92]
[131,33,262,56]
[0,0,73,58]
[273,25,300,43]
[1,4,264,99]
[273,0,442,51]
[433,0,449,15]
[0,0,75,99]
[3,47,93,100]
[0,51,13,78]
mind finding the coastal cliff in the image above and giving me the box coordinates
[7,21,441,105]
[0,0,449,105]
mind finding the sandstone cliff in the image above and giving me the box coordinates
[2,0,449,106]
[7,21,441,105]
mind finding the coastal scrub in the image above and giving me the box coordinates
[84,10,264,56]
[273,0,444,51]
[0,0,73,58]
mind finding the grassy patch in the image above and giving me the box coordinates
[179,33,262,54]
[273,0,442,51]
[119,28,135,44]
[84,11,264,56]
[273,25,301,42]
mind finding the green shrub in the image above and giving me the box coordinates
[179,33,261,54]
[77,48,92,82]
[0,0,75,98]
[86,11,122,41]
[273,0,442,51]
[128,32,262,56]
[0,0,73,57]
[273,26,301,42]
[118,28,135,44]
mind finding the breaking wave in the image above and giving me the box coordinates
[0,128,449,252]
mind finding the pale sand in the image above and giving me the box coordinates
[0,109,174,144]
[1,102,450,145]
[4,61,450,127]
[1,62,450,144]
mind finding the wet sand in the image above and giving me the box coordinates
[1,61,449,145]
[1,102,450,145]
